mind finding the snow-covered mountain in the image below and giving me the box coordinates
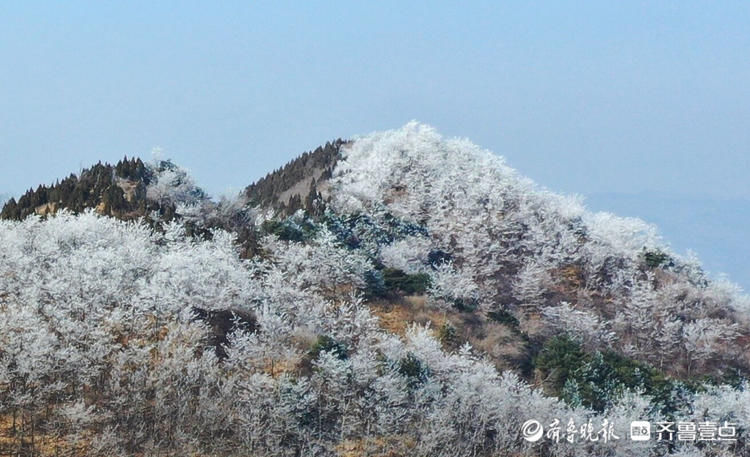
[0,123,748,457]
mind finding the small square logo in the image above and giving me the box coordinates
[630,421,651,441]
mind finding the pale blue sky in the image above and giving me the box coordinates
[1,2,748,286]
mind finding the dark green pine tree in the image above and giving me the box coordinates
[0,198,19,220]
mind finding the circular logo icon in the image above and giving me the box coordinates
[522,419,544,442]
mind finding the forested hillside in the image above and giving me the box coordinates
[0,123,748,457]
[0,157,208,221]
[244,140,343,216]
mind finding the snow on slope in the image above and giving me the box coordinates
[0,123,749,457]
[330,122,749,373]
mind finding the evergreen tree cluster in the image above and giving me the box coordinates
[114,155,150,182]
[244,140,343,216]
[0,157,154,220]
